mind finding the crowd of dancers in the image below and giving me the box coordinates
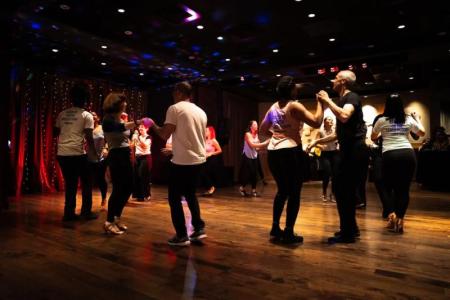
[54,70,425,245]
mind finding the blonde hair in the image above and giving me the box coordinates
[103,93,127,114]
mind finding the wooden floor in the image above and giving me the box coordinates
[1,182,449,300]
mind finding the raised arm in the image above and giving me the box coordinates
[317,90,354,123]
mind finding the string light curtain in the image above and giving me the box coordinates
[9,68,147,197]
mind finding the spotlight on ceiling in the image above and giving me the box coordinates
[117,8,125,13]
[124,30,133,36]
[51,48,59,53]
[397,24,406,29]
[101,62,107,66]
[139,72,144,76]
[217,36,224,41]
[60,4,70,10]
[225,58,231,62]
[308,13,315,18]
[197,25,204,30]
[276,74,281,77]
[272,49,279,53]
[101,45,108,49]
[329,38,336,42]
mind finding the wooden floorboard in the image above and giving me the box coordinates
[0,182,449,299]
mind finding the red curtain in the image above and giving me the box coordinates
[9,69,147,197]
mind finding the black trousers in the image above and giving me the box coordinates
[334,141,369,236]
[107,148,133,222]
[320,150,339,196]
[257,156,265,181]
[201,155,221,188]
[268,146,304,230]
[57,155,92,217]
[133,154,152,199]
[239,155,258,189]
[92,160,108,200]
[370,148,390,217]
[382,148,416,218]
[168,162,205,237]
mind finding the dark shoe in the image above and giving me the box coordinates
[168,235,190,246]
[80,212,99,220]
[136,198,145,202]
[62,214,80,222]
[282,229,304,244]
[189,229,207,242]
[269,226,284,241]
[328,235,356,244]
[334,229,360,238]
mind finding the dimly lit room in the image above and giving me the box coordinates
[1,1,450,299]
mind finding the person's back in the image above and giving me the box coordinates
[56,107,93,156]
[166,101,207,165]
[374,115,420,153]
[267,101,304,150]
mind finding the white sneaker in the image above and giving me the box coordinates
[321,195,328,202]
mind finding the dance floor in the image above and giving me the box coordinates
[1,182,449,299]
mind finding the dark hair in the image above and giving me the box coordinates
[103,93,127,114]
[174,81,192,97]
[383,93,405,124]
[276,76,295,100]
[70,83,90,107]
[246,120,257,133]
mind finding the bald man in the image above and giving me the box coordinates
[317,70,369,243]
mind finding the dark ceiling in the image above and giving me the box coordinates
[9,0,450,97]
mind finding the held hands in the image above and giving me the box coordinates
[316,90,330,103]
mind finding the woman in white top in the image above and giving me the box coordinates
[260,76,324,244]
[238,120,269,197]
[201,126,222,196]
[307,116,338,202]
[132,124,152,201]
[372,94,425,233]
[91,112,108,210]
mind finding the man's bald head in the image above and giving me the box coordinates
[337,70,356,86]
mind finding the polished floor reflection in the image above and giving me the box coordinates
[1,183,449,299]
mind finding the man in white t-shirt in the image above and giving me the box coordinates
[55,83,98,222]
[150,81,207,246]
